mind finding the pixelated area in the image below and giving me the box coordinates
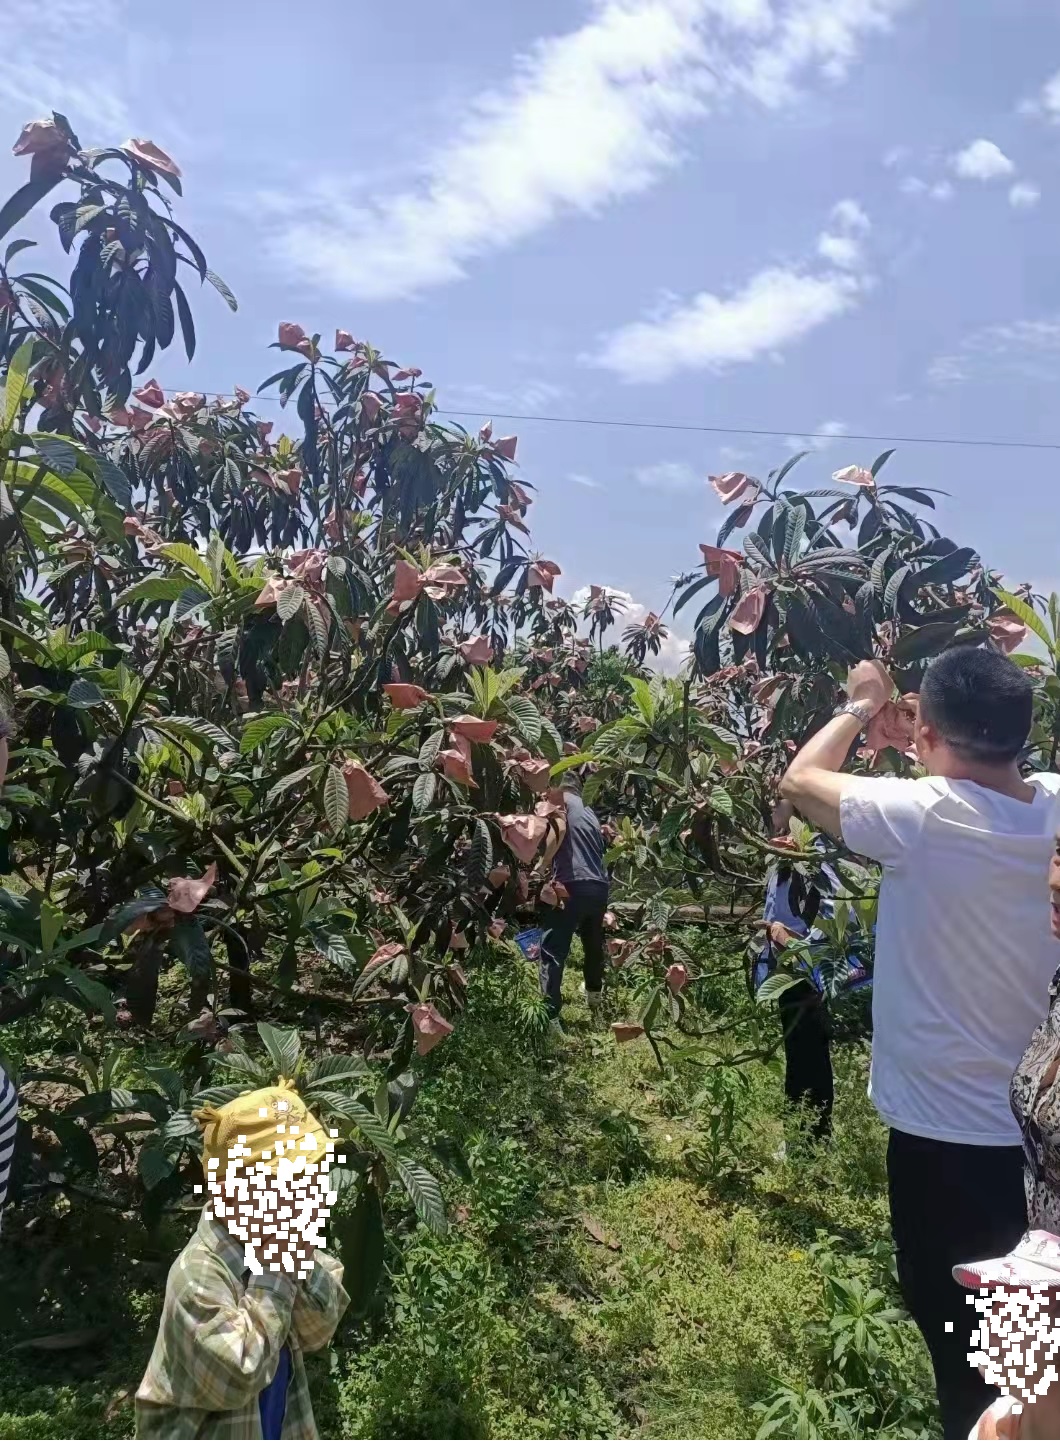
[192,1099,344,1280]
[965,1285,1060,1407]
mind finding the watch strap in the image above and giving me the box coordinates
[833,701,874,726]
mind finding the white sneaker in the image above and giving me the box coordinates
[583,984,603,1011]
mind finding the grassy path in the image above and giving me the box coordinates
[0,955,937,1440]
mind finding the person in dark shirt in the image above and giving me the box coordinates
[537,772,610,1027]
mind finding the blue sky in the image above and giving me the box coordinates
[4,0,1060,667]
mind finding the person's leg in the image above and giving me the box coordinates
[777,981,834,1140]
[887,1129,1027,1440]
[576,884,608,1004]
[538,902,577,1018]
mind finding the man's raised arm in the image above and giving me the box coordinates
[780,661,895,840]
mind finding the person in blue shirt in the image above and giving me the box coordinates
[752,800,872,1141]
[538,772,610,1027]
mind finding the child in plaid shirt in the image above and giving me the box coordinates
[135,1079,349,1440]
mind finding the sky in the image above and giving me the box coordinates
[4,0,1060,670]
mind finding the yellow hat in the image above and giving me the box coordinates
[193,1077,331,1187]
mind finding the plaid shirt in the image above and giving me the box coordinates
[135,1211,349,1440]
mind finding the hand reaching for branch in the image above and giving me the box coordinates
[844,660,895,715]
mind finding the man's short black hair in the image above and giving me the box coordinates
[919,645,1033,764]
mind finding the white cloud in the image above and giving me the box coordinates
[589,255,864,383]
[447,378,564,414]
[0,0,130,135]
[1020,69,1060,122]
[1009,181,1041,210]
[254,0,915,300]
[817,232,862,268]
[784,418,850,451]
[569,472,604,490]
[928,318,1060,387]
[899,174,951,201]
[831,197,870,233]
[571,584,690,674]
[634,460,701,491]
[882,144,908,169]
[951,138,1015,181]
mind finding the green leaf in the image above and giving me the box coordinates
[870,448,895,479]
[993,586,1055,652]
[505,695,544,748]
[395,1158,447,1235]
[113,574,189,608]
[0,645,9,679]
[169,919,212,979]
[625,676,656,724]
[537,717,563,761]
[3,338,33,432]
[4,237,35,265]
[305,1054,370,1091]
[772,452,809,491]
[755,970,810,1003]
[412,771,436,813]
[174,279,196,360]
[890,620,961,664]
[40,899,61,953]
[303,595,329,657]
[334,1097,402,1160]
[67,678,104,707]
[0,170,66,248]
[277,583,305,622]
[468,818,493,884]
[174,584,212,619]
[239,714,290,754]
[257,1023,301,1080]
[139,1138,178,1191]
[334,1183,385,1314]
[206,268,238,311]
[315,932,358,971]
[153,715,234,753]
[62,964,115,1023]
[265,764,316,805]
[548,752,596,777]
[158,542,214,591]
[324,763,349,834]
[96,457,133,510]
[784,503,807,566]
[418,728,444,771]
[33,435,77,478]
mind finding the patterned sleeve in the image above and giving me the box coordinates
[0,1069,16,1227]
[290,1248,349,1353]
[166,1254,297,1411]
[1050,967,1060,1014]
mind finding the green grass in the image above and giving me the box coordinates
[0,941,937,1440]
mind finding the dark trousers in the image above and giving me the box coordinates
[778,980,834,1140]
[539,881,608,1017]
[887,1129,1027,1440]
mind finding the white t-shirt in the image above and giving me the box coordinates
[840,772,1060,1145]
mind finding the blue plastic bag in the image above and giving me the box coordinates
[514,927,543,962]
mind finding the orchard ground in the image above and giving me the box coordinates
[0,926,937,1441]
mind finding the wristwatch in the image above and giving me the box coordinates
[832,700,874,726]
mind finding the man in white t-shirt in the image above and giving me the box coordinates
[780,645,1060,1439]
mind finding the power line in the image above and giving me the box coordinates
[153,385,1060,455]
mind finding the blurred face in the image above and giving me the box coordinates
[1050,837,1060,940]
